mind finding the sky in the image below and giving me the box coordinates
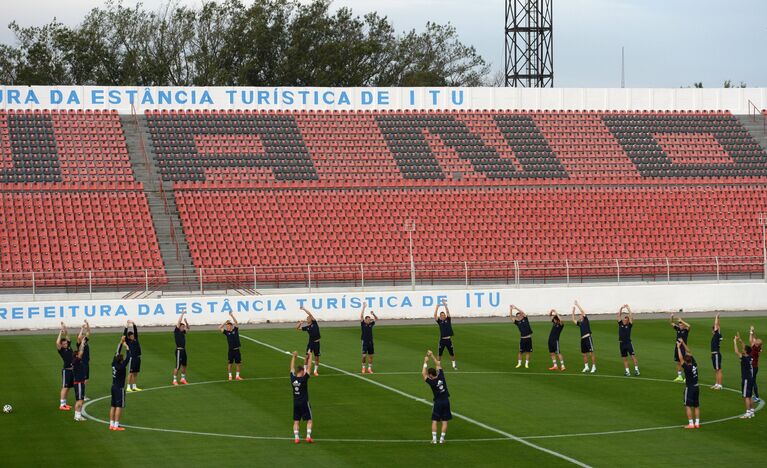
[1,0,765,88]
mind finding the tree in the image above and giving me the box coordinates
[0,0,489,87]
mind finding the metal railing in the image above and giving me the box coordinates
[1,255,764,300]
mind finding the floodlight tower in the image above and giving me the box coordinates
[505,0,554,87]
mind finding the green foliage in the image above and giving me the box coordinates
[0,0,489,86]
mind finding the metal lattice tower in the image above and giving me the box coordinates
[505,0,554,87]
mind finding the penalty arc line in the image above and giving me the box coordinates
[240,334,592,468]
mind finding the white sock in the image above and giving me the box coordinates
[552,360,557,366]
[583,363,589,368]
[525,360,529,366]
[294,430,299,439]
[518,360,522,366]
[367,365,372,369]
[181,374,186,379]
[688,419,693,425]
[228,372,232,378]
[173,375,177,381]
[695,418,700,425]
[60,399,66,406]
[110,420,115,427]
[440,431,446,441]
[591,365,596,371]
[236,372,240,377]
[314,366,319,373]
[432,431,437,441]
[625,368,630,373]
[307,429,312,438]
[452,361,456,368]
[635,366,639,371]
[678,371,682,376]
[560,360,565,366]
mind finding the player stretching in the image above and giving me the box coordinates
[618,304,640,376]
[572,301,596,373]
[748,326,762,402]
[547,310,565,371]
[219,312,243,381]
[172,312,190,385]
[124,320,142,392]
[72,342,87,422]
[76,320,91,400]
[56,322,74,410]
[110,336,129,431]
[297,306,321,376]
[710,314,723,390]
[676,340,700,429]
[360,303,378,374]
[434,300,457,370]
[290,350,314,444]
[423,350,451,444]
[510,305,533,369]
[671,313,691,382]
[734,334,755,418]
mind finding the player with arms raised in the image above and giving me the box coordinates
[671,312,691,382]
[290,350,314,444]
[434,299,457,370]
[124,320,142,392]
[76,320,91,400]
[172,312,190,385]
[748,326,762,402]
[218,312,243,381]
[422,350,451,444]
[360,303,379,374]
[617,304,640,376]
[676,340,700,429]
[110,336,129,431]
[547,310,565,371]
[297,306,321,376]
[72,342,87,422]
[572,301,597,373]
[734,334,755,418]
[510,305,533,369]
[56,322,74,410]
[710,314,723,390]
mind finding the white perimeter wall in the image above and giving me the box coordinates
[0,86,765,113]
[2,281,767,331]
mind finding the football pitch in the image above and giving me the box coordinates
[1,315,765,467]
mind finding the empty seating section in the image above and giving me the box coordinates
[0,110,165,287]
[148,109,767,281]
[175,186,767,276]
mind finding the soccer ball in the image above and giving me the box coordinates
[2,405,11,414]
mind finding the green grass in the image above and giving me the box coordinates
[0,316,765,467]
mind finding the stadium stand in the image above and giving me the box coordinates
[144,109,767,284]
[0,110,165,288]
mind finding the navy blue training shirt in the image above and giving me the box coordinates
[710,330,722,352]
[361,320,375,341]
[682,356,699,387]
[577,316,592,336]
[549,320,564,340]
[112,355,128,388]
[618,321,632,342]
[437,317,454,338]
[302,321,321,341]
[291,372,310,403]
[515,316,533,336]
[174,327,187,348]
[224,326,241,349]
[73,356,86,382]
[124,324,141,356]
[674,324,689,343]
[58,341,74,369]
[425,369,450,401]
[81,338,90,366]
[740,355,754,380]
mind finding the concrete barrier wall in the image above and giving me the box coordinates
[2,281,767,330]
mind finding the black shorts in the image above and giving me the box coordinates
[548,339,560,354]
[684,386,700,408]
[742,379,754,398]
[519,337,533,353]
[293,401,313,421]
[228,348,242,364]
[111,386,125,408]
[175,349,188,369]
[74,382,86,401]
[431,399,452,421]
[306,341,321,357]
[128,356,141,373]
[362,340,374,355]
[580,336,594,354]
[619,341,635,357]
[711,352,722,370]
[61,368,74,388]
[674,345,687,362]
[438,338,454,357]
